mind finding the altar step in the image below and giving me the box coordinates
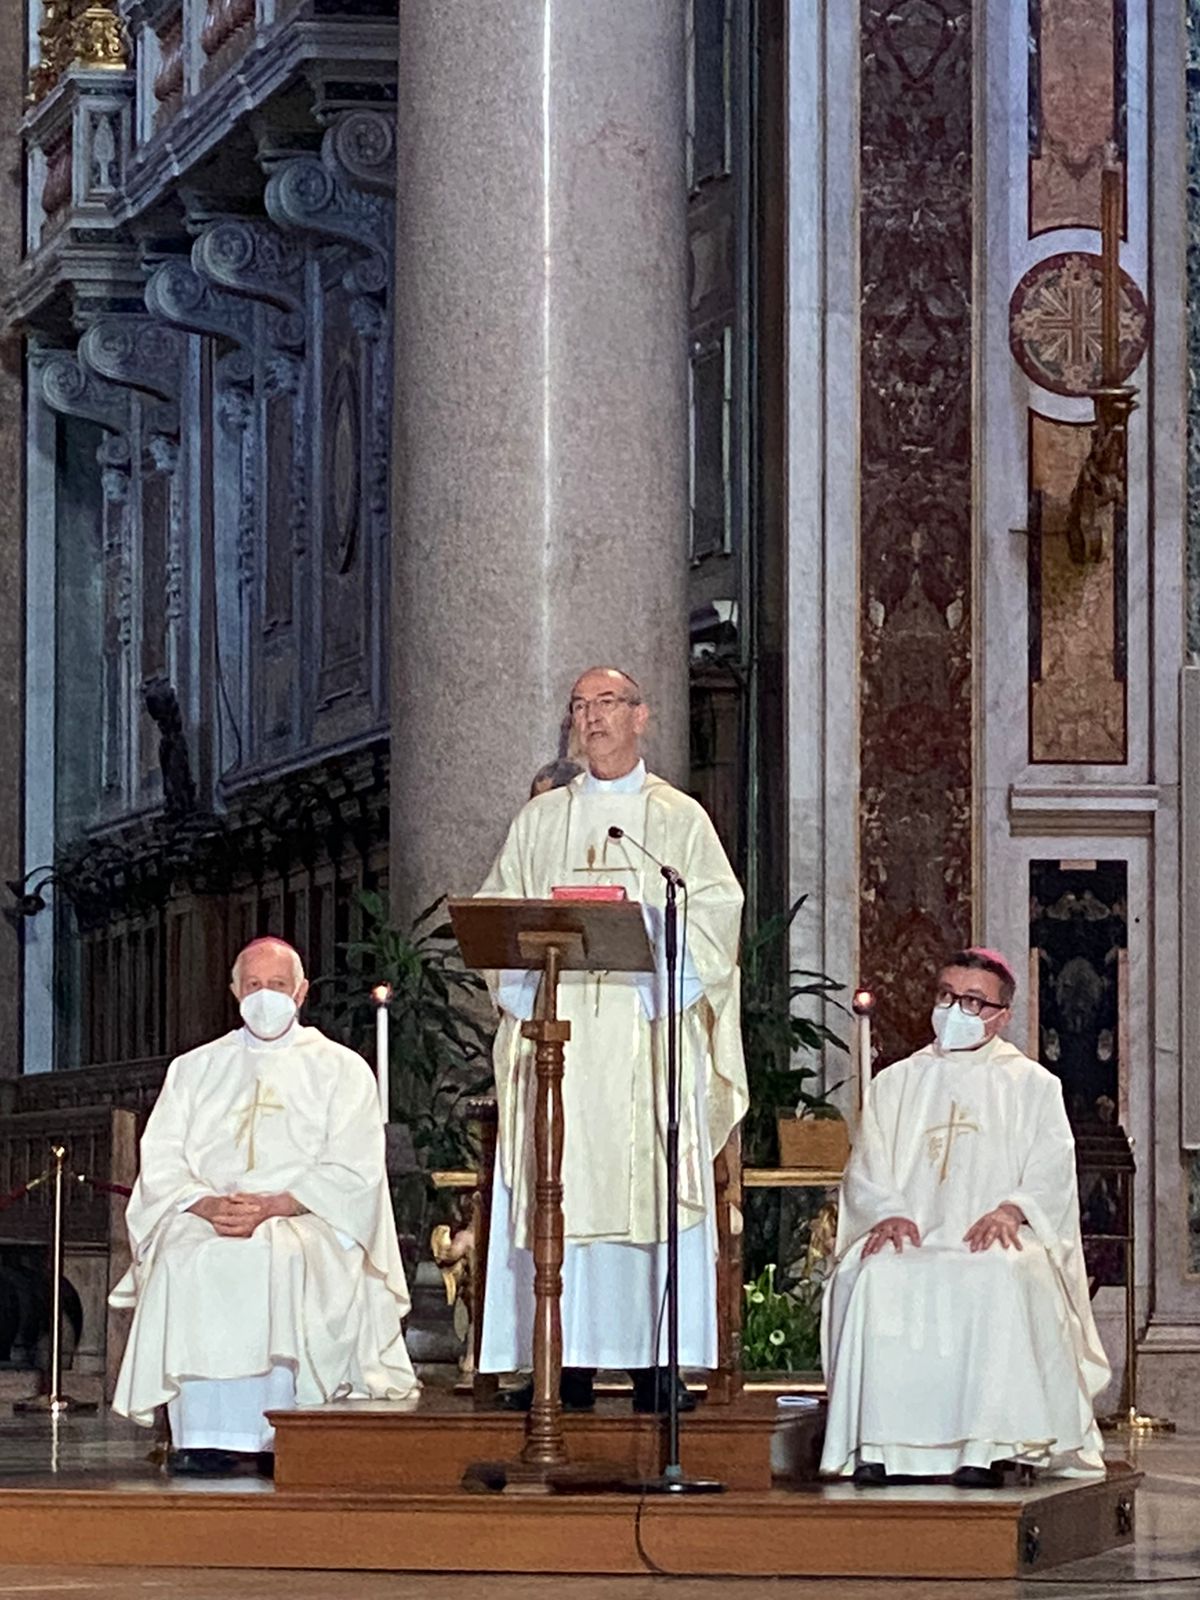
[0,1468,1140,1578]
[271,1390,811,1492]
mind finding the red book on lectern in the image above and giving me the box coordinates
[551,885,627,902]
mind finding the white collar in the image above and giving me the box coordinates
[581,758,646,796]
[239,1022,301,1052]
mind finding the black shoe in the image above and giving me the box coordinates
[629,1368,698,1415]
[851,1461,889,1488]
[166,1447,238,1477]
[951,1464,1003,1489]
[499,1369,596,1413]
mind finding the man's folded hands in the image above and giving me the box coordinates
[187,1192,301,1237]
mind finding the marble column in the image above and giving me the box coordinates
[391,0,690,919]
[0,26,26,1070]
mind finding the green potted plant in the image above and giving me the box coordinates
[308,890,495,1252]
[741,1262,822,1374]
[740,895,849,1169]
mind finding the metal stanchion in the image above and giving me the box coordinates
[1099,1178,1173,1436]
[15,1144,98,1416]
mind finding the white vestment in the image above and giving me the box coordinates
[820,1036,1109,1478]
[478,762,747,1370]
[111,1023,418,1447]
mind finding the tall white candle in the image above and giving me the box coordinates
[372,985,392,1124]
[852,988,875,1116]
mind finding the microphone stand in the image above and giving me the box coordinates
[608,835,720,1495]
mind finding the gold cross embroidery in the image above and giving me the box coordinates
[233,1081,284,1171]
[925,1100,980,1183]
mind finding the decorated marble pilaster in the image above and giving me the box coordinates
[857,0,974,1063]
[389,0,690,920]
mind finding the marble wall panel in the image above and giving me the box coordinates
[1187,2,1200,654]
[858,0,973,1063]
[1029,0,1126,236]
[1186,0,1200,1273]
[1028,413,1127,763]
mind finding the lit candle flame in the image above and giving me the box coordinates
[371,984,393,1005]
[852,988,875,1014]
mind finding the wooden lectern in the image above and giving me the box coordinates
[448,896,654,1491]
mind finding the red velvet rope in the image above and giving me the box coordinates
[74,1175,133,1198]
[0,1169,51,1213]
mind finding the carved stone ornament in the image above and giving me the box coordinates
[324,110,397,199]
[264,155,393,268]
[148,434,179,473]
[97,432,132,504]
[40,349,130,433]
[86,108,121,195]
[79,315,185,407]
[349,295,384,342]
[326,362,361,574]
[145,259,299,351]
[193,219,306,316]
[264,353,303,399]
[215,350,255,435]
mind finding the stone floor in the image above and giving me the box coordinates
[0,1412,1192,1597]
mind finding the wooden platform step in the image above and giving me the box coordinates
[0,1467,1140,1578]
[271,1391,813,1492]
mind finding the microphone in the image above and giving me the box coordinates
[607,825,685,888]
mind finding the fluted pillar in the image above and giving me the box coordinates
[390,0,690,919]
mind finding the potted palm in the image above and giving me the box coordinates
[740,895,849,1169]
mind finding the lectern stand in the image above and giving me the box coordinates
[448,896,653,1492]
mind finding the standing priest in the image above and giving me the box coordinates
[477,666,747,1413]
[111,936,418,1474]
[820,948,1109,1487]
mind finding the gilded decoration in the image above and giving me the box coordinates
[1009,253,1148,398]
[1028,413,1126,764]
[29,1,128,102]
[1028,0,1125,236]
[859,0,973,1064]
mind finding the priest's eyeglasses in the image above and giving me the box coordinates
[568,693,641,718]
[934,986,1006,1017]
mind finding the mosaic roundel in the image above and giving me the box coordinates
[1008,252,1150,398]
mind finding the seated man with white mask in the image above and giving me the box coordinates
[111,937,418,1475]
[820,947,1109,1489]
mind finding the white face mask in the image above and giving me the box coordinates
[931,1001,987,1053]
[240,988,298,1040]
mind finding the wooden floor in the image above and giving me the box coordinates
[0,1397,1141,1578]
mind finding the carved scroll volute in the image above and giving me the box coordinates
[264,152,394,270]
[145,258,258,349]
[193,219,305,311]
[324,110,397,199]
[39,349,130,434]
[79,316,186,411]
